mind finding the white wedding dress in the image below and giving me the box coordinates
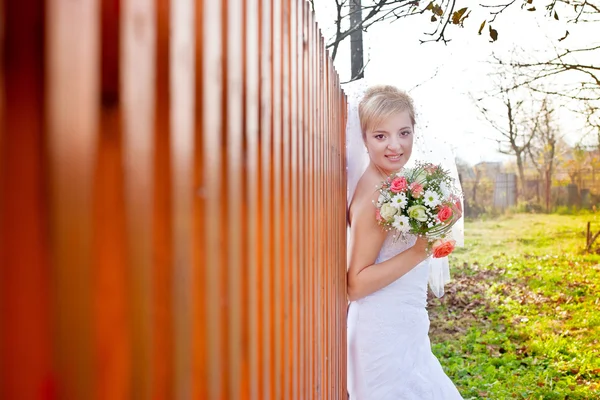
[347,232,463,400]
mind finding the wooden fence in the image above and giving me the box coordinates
[0,0,348,399]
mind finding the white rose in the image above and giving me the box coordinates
[380,203,398,221]
[408,205,429,222]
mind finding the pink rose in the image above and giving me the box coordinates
[409,182,423,198]
[432,239,456,258]
[424,164,438,174]
[455,200,462,213]
[375,208,383,222]
[437,206,453,223]
[390,177,408,193]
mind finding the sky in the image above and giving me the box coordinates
[312,0,599,165]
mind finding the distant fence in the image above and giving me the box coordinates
[0,1,348,399]
[494,173,517,210]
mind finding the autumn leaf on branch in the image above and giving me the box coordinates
[452,7,470,26]
[489,25,499,42]
[478,20,486,35]
[426,1,444,17]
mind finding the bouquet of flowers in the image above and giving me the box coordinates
[375,162,462,258]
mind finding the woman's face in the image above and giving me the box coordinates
[364,109,414,175]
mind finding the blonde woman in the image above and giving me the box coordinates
[346,85,463,399]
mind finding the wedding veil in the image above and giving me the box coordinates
[344,81,464,298]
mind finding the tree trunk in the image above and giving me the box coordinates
[472,168,481,203]
[545,170,551,212]
[516,153,526,202]
[546,143,555,212]
[349,0,364,81]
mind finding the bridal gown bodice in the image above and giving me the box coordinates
[347,233,463,400]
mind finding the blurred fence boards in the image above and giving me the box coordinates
[0,0,347,399]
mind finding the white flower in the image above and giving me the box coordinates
[423,190,441,208]
[407,205,429,222]
[377,193,386,207]
[380,203,397,221]
[390,193,408,210]
[392,215,411,233]
[439,181,451,198]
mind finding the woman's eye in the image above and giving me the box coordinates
[375,134,385,140]
[400,131,412,137]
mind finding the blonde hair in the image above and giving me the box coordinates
[358,85,416,139]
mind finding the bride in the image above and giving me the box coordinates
[346,85,464,399]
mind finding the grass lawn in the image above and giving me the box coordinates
[429,213,600,399]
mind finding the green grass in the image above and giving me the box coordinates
[429,214,600,399]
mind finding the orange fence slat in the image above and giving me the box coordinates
[153,0,174,397]
[122,0,157,396]
[171,0,195,398]
[47,0,99,397]
[201,0,225,396]
[288,1,299,398]
[96,2,130,399]
[225,0,244,395]
[193,0,209,398]
[0,2,52,399]
[259,0,273,397]
[243,0,261,398]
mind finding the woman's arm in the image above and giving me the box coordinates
[347,198,429,302]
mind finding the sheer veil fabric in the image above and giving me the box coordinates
[344,81,464,297]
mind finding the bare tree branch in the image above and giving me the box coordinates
[322,0,600,79]
[479,0,518,23]
[492,43,600,105]
[408,66,443,91]
[525,98,562,209]
[340,57,372,84]
[421,0,457,44]
[327,0,394,55]
[330,0,345,61]
[472,66,546,200]
[326,0,454,59]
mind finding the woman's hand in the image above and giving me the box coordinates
[411,236,429,262]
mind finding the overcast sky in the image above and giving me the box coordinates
[312,0,599,165]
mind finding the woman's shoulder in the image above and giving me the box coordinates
[349,169,382,223]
